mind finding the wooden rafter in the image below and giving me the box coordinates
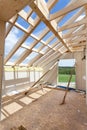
[55,0,83,23]
[6,15,18,37]
[4,17,41,64]
[58,17,87,32]
[49,0,87,21]
[29,1,71,52]
[14,27,49,65]
[47,0,58,11]
[2,0,87,67]
[62,25,85,39]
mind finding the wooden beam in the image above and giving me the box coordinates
[53,43,63,51]
[34,42,62,66]
[55,0,78,23]
[38,47,62,67]
[71,42,86,47]
[59,8,85,26]
[4,18,41,64]
[49,0,87,21]
[41,52,61,67]
[85,5,87,104]
[71,36,86,43]
[59,46,68,53]
[14,28,49,65]
[51,40,60,48]
[33,50,54,66]
[62,24,85,39]
[28,41,58,66]
[25,61,58,95]
[14,50,32,65]
[47,0,58,10]
[86,34,87,104]
[36,0,49,18]
[37,44,45,51]
[26,8,33,21]
[58,18,87,31]
[43,36,55,45]
[28,54,43,66]
[4,33,29,64]
[72,46,84,51]
[15,22,29,33]
[33,43,62,67]
[0,21,6,120]
[6,15,18,37]
[18,10,35,26]
[29,1,70,52]
[63,29,86,39]
[42,51,67,68]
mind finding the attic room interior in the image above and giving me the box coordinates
[0,0,87,130]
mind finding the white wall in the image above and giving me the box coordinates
[74,52,86,90]
[42,61,58,85]
[3,68,43,95]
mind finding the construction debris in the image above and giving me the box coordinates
[11,125,27,130]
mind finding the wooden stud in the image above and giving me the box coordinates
[0,20,6,120]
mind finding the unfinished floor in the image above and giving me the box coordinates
[0,88,87,130]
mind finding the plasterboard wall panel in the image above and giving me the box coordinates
[42,62,58,85]
[74,52,86,90]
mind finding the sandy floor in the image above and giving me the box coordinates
[0,88,87,130]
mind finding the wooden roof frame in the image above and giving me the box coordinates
[0,0,87,67]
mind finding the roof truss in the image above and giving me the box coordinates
[1,0,87,67]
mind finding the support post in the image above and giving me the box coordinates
[85,6,87,104]
[13,66,16,89]
[86,31,87,105]
[0,20,6,120]
[25,61,58,95]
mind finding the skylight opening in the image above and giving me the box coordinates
[22,52,38,64]
[62,30,69,34]
[7,47,26,63]
[38,44,44,51]
[48,38,58,46]
[32,22,46,37]
[33,42,42,50]
[53,42,62,50]
[38,49,53,62]
[40,46,48,53]
[23,6,31,13]
[5,26,24,57]
[51,41,59,48]
[30,12,37,20]
[42,31,53,42]
[22,36,35,46]
[45,0,48,2]
[75,12,86,22]
[50,0,70,14]
[17,16,30,29]
[58,8,81,27]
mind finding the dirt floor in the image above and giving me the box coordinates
[0,88,87,130]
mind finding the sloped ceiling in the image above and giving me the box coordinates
[1,0,87,67]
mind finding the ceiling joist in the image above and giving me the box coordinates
[49,0,87,21]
